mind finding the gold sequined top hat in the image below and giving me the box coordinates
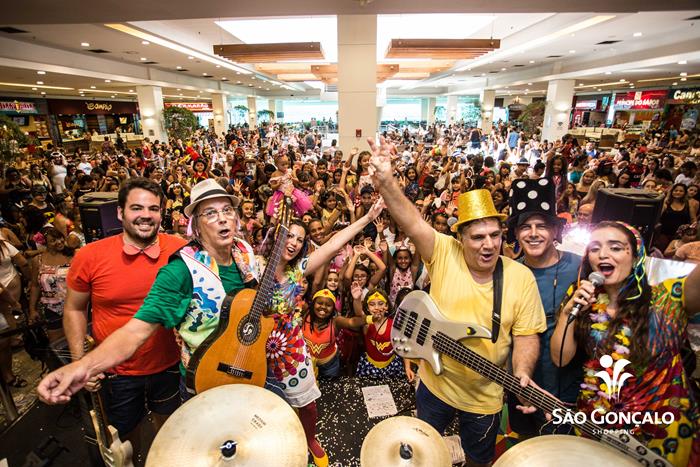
[450,189,507,233]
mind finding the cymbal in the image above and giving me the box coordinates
[493,435,639,467]
[360,416,451,467]
[146,384,307,467]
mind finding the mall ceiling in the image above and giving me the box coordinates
[0,7,698,102]
[4,1,699,23]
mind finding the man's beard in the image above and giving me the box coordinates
[123,218,158,245]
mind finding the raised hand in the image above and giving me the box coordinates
[350,281,363,300]
[232,179,243,193]
[398,175,407,189]
[373,217,385,233]
[353,244,368,256]
[367,137,393,184]
[366,196,386,221]
[446,200,457,217]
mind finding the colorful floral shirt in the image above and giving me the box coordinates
[576,277,699,466]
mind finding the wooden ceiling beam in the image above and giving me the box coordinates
[213,42,325,63]
[384,38,500,59]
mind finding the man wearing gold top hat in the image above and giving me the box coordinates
[367,137,546,466]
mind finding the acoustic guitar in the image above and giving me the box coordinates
[186,197,292,393]
[83,336,134,467]
[391,290,671,467]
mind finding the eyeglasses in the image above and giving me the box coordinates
[197,206,237,224]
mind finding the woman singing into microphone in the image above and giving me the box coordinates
[551,221,700,466]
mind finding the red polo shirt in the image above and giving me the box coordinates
[67,233,187,375]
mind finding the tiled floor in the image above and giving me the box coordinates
[0,348,44,432]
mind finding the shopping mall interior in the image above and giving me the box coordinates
[1,2,699,149]
[1,1,700,467]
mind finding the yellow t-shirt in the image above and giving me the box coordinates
[418,231,546,414]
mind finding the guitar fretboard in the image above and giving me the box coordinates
[396,303,670,467]
[402,307,604,441]
[249,224,288,320]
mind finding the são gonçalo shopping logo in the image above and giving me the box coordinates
[551,354,675,431]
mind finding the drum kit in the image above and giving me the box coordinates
[146,385,641,467]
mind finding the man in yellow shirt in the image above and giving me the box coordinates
[368,137,546,466]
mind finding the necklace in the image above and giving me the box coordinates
[374,316,388,333]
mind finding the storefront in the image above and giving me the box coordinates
[664,88,700,130]
[164,102,213,128]
[571,94,610,127]
[611,90,667,131]
[0,98,54,149]
[48,98,140,141]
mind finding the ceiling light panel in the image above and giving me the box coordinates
[105,23,252,74]
[377,14,495,61]
[216,17,337,61]
[455,15,615,72]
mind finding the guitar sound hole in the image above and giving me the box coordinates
[237,316,261,344]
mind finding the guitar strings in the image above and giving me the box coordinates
[397,309,661,464]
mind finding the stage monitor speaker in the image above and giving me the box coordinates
[78,192,122,243]
[592,188,664,246]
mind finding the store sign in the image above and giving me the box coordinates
[86,102,112,112]
[669,88,700,105]
[614,90,666,110]
[48,99,138,115]
[0,100,37,114]
[575,100,598,110]
[164,102,213,111]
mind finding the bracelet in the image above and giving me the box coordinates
[366,315,373,325]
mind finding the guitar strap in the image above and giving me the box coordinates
[491,257,503,343]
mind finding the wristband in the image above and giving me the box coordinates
[366,315,373,325]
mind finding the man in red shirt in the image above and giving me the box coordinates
[63,177,186,458]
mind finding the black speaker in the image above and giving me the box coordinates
[592,188,664,245]
[78,192,122,243]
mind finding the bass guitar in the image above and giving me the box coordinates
[83,336,134,467]
[186,197,292,393]
[391,290,671,467]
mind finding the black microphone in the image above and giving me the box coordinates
[567,272,605,324]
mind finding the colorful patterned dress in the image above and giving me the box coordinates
[263,256,321,407]
[576,277,699,466]
[37,258,70,329]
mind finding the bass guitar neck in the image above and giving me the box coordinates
[391,290,671,467]
[83,337,134,467]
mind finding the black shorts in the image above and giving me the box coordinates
[42,307,63,331]
[101,364,180,435]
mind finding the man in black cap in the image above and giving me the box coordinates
[506,178,583,437]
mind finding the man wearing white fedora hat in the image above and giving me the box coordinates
[39,177,385,467]
[368,136,546,466]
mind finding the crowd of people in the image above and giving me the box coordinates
[0,119,698,466]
